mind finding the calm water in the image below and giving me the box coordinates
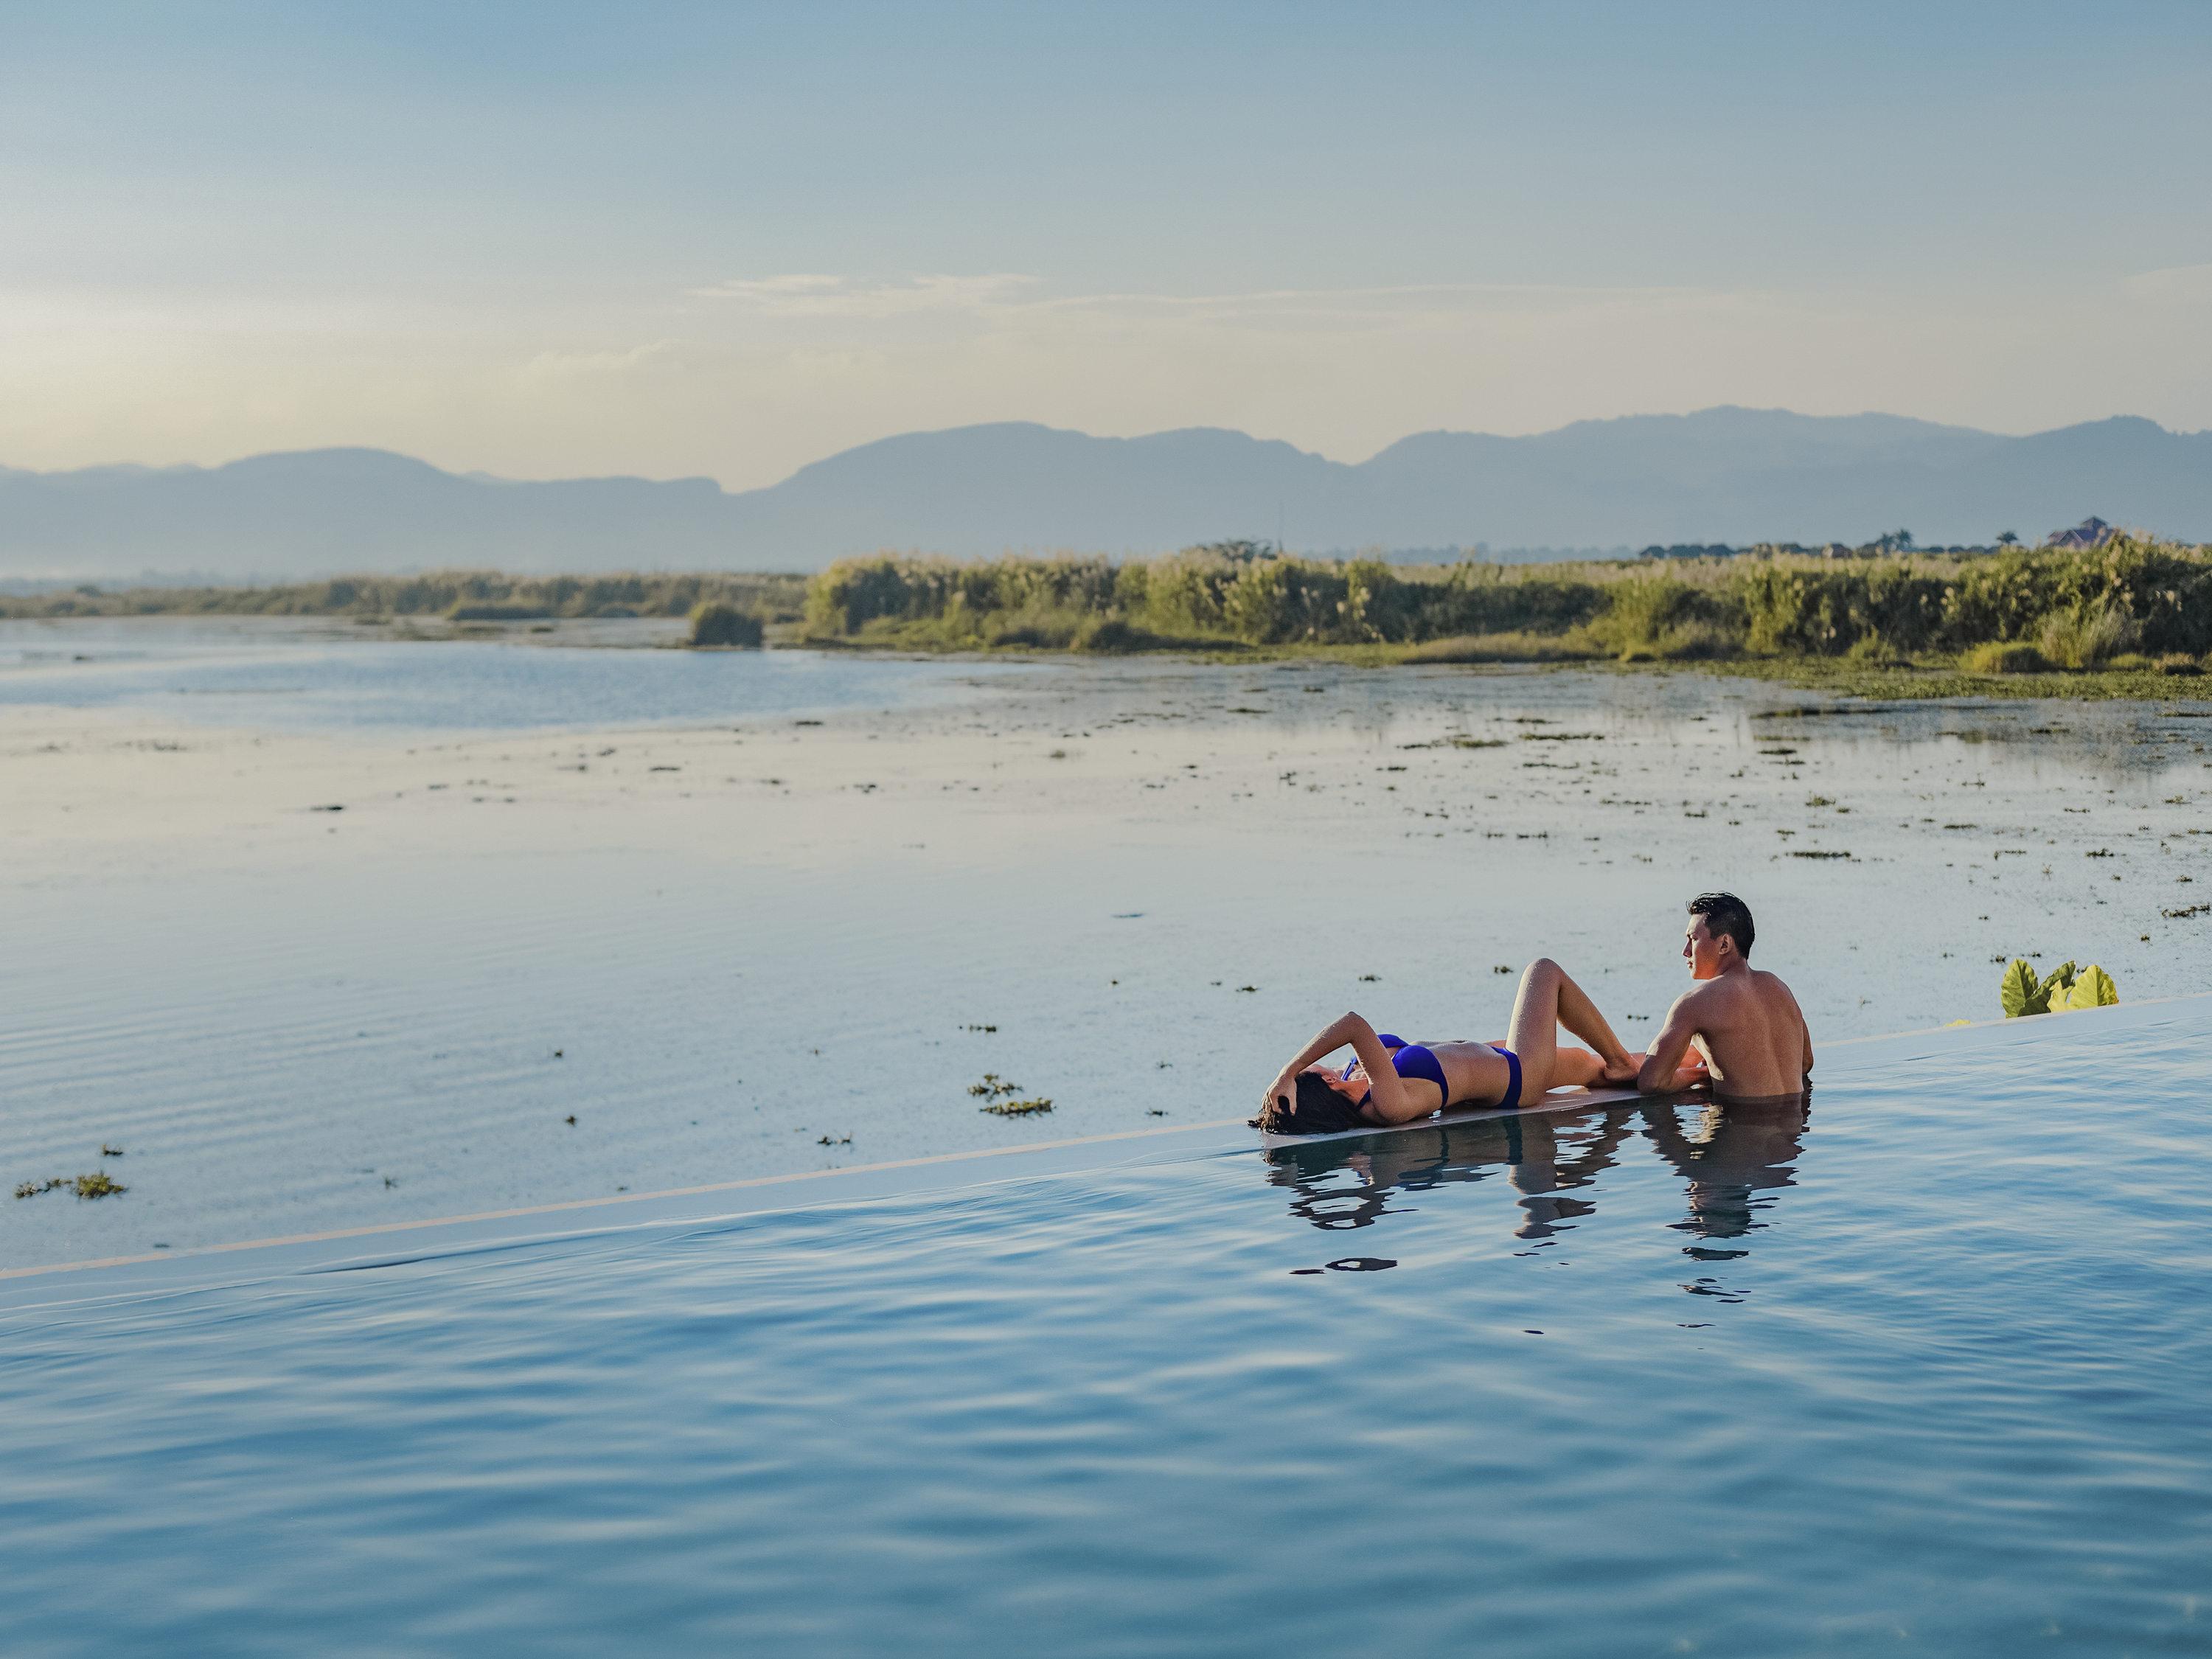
[4,627,2211,1267]
[4,1004,2208,1655]
[0,616,1024,730]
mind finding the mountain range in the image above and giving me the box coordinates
[4,407,2208,580]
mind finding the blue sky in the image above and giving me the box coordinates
[4,2,2208,484]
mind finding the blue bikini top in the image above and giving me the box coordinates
[1346,1034,1450,1104]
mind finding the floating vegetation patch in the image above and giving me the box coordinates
[15,1171,128,1201]
[2162,902,2211,919]
[980,1097,1054,1117]
[969,1074,1053,1115]
[1788,849,1854,859]
[1520,731,1604,742]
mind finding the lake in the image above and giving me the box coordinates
[2,1001,2207,1655]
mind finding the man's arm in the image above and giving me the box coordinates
[1781,980,1814,1079]
[1637,992,1709,1094]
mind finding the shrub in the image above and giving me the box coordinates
[688,602,763,648]
[2039,602,2140,669]
[2000,959,2117,1018]
[446,600,553,622]
[1960,640,2051,675]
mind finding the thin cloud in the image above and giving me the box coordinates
[688,274,1038,317]
[2124,264,2212,303]
[683,273,1712,335]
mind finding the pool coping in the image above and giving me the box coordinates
[4,992,2205,1312]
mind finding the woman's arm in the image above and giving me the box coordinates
[1262,1012,1417,1123]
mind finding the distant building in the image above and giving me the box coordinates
[2044,517,2113,549]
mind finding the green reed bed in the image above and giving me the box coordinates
[1,571,807,625]
[801,540,2212,688]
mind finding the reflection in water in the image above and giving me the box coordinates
[1642,1096,1811,1302]
[1262,1107,1640,1246]
[1641,1097,1810,1242]
[1262,1096,1812,1293]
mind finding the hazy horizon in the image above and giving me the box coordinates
[4,4,2208,490]
[0,402,2157,489]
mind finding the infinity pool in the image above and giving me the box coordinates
[4,1003,2208,1655]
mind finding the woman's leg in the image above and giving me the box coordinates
[1503,959,1633,1096]
[1545,1046,1610,1088]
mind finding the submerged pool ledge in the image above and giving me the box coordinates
[7,992,2205,1313]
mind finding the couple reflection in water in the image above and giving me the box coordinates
[1254,888,1812,1281]
[1264,1093,1809,1267]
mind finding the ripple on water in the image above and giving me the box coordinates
[1,1006,2208,1655]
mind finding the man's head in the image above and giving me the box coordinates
[1683,891,1754,978]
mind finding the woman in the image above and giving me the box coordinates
[1257,957,1695,1135]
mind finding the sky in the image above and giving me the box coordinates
[4,1,2210,489]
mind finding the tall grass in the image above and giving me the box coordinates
[0,571,809,622]
[13,540,2211,670]
[802,538,2212,664]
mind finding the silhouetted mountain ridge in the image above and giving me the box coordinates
[2,408,2205,578]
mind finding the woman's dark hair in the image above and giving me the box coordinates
[1688,891,1755,957]
[1253,1071,1370,1136]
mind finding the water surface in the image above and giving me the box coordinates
[0,616,1023,730]
[3,1005,2207,1655]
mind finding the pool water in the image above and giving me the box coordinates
[4,1002,2208,1655]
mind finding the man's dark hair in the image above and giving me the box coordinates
[1688,891,1755,957]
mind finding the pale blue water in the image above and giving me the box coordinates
[0,618,1022,730]
[4,1003,2208,1655]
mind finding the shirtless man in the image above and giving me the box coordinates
[1637,892,1813,1102]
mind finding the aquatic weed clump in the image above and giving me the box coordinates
[969,1073,1054,1116]
[14,1170,128,1200]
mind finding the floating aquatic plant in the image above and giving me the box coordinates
[969,1073,1053,1116]
[2000,959,2119,1018]
[14,1171,128,1200]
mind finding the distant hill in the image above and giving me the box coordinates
[4,408,2208,579]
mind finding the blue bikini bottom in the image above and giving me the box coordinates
[1361,1036,1521,1111]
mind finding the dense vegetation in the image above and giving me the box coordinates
[8,541,2208,680]
[801,538,2212,672]
[0,571,806,624]
[686,600,765,647]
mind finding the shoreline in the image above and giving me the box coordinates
[10,608,2212,706]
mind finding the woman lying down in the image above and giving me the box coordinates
[1256,957,1708,1135]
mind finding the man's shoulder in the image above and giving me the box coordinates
[1672,978,1726,1014]
[1748,967,1802,1002]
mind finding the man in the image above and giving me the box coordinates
[1638,893,1813,1102]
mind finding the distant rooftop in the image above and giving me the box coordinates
[2045,516,2114,549]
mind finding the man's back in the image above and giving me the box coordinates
[1678,967,1811,1100]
